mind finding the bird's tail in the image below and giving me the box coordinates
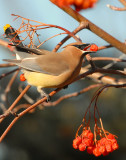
[3,24,23,47]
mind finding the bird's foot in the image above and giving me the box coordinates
[42,94,51,102]
[37,87,51,102]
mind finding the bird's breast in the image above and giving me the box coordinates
[23,54,83,88]
[23,64,81,88]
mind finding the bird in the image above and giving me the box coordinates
[3,24,96,101]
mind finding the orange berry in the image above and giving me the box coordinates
[90,44,98,51]
[91,0,98,4]
[102,151,109,156]
[99,145,106,154]
[105,142,113,153]
[83,138,93,146]
[52,0,68,7]
[93,147,102,157]
[98,137,106,146]
[87,132,94,140]
[67,0,74,5]
[20,74,26,81]
[107,134,115,140]
[73,142,78,149]
[73,136,82,149]
[112,143,119,150]
[87,145,94,154]
[82,129,90,137]
[75,6,82,11]
[74,0,83,6]
[79,143,86,151]
[82,0,90,9]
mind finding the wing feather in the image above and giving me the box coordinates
[3,54,69,76]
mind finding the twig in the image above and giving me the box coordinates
[12,104,34,113]
[103,54,126,69]
[0,68,20,80]
[107,0,126,11]
[92,57,126,63]
[18,83,35,104]
[42,84,102,107]
[0,63,16,67]
[107,4,126,11]
[0,39,11,48]
[37,32,66,49]
[98,44,112,50]
[4,70,20,106]
[80,67,126,85]
[0,85,31,123]
[11,14,81,44]
[53,21,88,52]
[119,0,126,7]
[0,88,60,142]
[78,68,126,82]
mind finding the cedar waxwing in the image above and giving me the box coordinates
[3,25,96,101]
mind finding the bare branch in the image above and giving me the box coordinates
[50,2,126,54]
[42,84,102,107]
[0,68,20,80]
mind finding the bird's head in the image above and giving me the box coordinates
[63,42,98,56]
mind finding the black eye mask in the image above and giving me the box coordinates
[73,44,91,50]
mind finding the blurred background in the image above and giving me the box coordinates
[0,0,126,160]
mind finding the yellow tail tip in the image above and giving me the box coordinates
[3,24,11,32]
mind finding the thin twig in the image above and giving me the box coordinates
[119,0,126,6]
[92,57,126,63]
[0,68,20,80]
[0,88,60,143]
[53,21,88,52]
[4,70,20,106]
[0,63,16,67]
[42,84,102,107]
[0,85,31,123]
[11,14,81,43]
[98,44,112,50]
[107,4,126,11]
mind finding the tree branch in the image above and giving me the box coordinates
[50,1,126,54]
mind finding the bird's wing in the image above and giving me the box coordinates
[3,54,70,76]
[15,45,52,55]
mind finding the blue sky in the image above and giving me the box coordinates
[0,0,126,59]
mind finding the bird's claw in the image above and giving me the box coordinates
[45,94,51,102]
[41,94,51,102]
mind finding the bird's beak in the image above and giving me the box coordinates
[82,44,97,55]
[82,44,91,51]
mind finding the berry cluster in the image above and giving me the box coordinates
[51,0,98,11]
[93,134,119,156]
[73,129,119,157]
[73,129,94,152]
